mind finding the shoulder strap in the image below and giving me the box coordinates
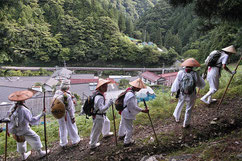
[93,91,105,108]
[9,104,18,118]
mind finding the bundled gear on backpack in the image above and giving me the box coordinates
[205,50,222,67]
[179,71,196,95]
[115,89,131,112]
[82,92,103,118]
[51,92,67,119]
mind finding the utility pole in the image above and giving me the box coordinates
[64,60,66,68]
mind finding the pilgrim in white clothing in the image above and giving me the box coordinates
[54,80,81,147]
[201,45,236,104]
[118,78,148,146]
[89,79,113,149]
[171,58,205,128]
[7,90,49,160]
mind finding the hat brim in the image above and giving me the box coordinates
[95,80,111,90]
[8,90,34,101]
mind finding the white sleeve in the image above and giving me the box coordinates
[194,72,206,89]
[24,109,41,125]
[221,54,229,65]
[95,96,110,113]
[126,96,142,114]
[66,95,75,119]
[171,71,182,93]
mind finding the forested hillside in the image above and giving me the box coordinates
[0,0,241,67]
[0,0,168,67]
[106,0,158,20]
[136,1,242,62]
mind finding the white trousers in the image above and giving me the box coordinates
[58,112,80,147]
[17,129,42,154]
[90,115,111,148]
[173,98,196,127]
[202,68,220,102]
[118,116,133,144]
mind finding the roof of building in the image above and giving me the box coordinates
[71,74,95,79]
[52,67,72,79]
[159,72,178,78]
[141,71,161,82]
[70,79,98,84]
[69,84,94,98]
[0,76,49,88]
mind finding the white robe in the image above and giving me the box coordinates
[171,70,205,127]
[8,105,43,153]
[119,91,142,144]
[206,51,229,93]
[89,94,112,148]
[54,90,80,147]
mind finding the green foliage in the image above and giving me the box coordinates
[0,69,52,77]
[0,0,165,67]
[169,0,242,22]
[119,79,129,89]
[183,49,199,59]
[137,2,241,64]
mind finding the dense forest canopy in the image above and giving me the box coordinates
[136,0,241,62]
[169,0,242,21]
[0,0,241,67]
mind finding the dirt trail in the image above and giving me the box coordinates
[7,97,242,161]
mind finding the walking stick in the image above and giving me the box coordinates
[43,89,48,158]
[111,104,117,146]
[4,123,8,161]
[217,56,242,110]
[143,99,159,145]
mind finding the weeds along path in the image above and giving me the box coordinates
[6,97,242,161]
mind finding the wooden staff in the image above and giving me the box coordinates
[111,104,117,146]
[43,90,48,158]
[143,99,159,145]
[4,123,8,161]
[217,56,242,110]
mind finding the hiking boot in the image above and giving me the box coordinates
[38,149,50,158]
[21,151,31,161]
[124,140,135,147]
[118,135,125,140]
[200,98,209,104]
[103,132,114,138]
[90,142,100,150]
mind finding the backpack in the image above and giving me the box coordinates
[205,50,221,67]
[51,92,67,119]
[82,92,103,117]
[115,89,131,111]
[179,72,196,95]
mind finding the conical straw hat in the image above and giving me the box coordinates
[181,58,200,67]
[129,78,146,89]
[96,79,111,90]
[8,90,34,101]
[222,45,236,54]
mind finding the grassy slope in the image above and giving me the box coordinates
[0,64,241,158]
